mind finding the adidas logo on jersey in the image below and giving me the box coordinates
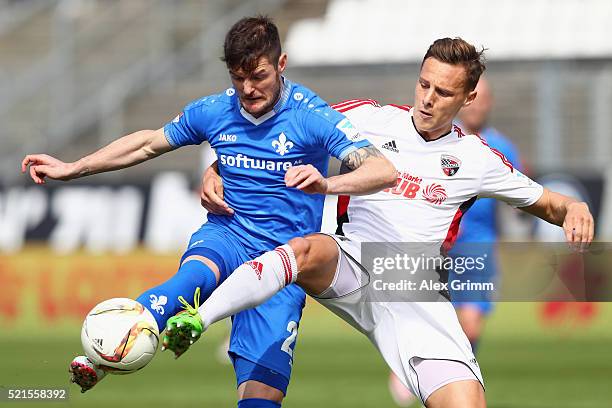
[382,140,399,153]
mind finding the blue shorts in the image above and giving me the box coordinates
[182,222,306,395]
[448,244,497,315]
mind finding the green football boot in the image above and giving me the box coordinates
[162,287,205,359]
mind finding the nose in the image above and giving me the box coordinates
[243,79,255,96]
[422,88,435,108]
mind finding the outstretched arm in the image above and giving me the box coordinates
[285,145,397,195]
[521,188,594,248]
[22,127,172,184]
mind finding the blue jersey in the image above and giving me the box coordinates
[164,78,370,253]
[457,127,521,243]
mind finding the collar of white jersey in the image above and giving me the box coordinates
[408,107,461,144]
[238,76,292,126]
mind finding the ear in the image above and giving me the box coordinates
[277,53,288,74]
[463,90,478,108]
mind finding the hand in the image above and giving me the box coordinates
[200,166,233,215]
[563,202,594,251]
[285,164,328,194]
[21,154,77,184]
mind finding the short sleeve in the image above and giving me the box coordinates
[488,132,522,172]
[305,106,371,160]
[501,141,521,171]
[163,99,210,148]
[479,147,543,208]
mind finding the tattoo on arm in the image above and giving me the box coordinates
[340,145,384,174]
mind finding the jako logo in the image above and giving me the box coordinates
[219,133,237,142]
[149,294,168,315]
[246,261,264,280]
[272,133,294,156]
[219,153,301,172]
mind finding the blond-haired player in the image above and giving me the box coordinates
[166,38,594,408]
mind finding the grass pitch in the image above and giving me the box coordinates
[1,301,611,407]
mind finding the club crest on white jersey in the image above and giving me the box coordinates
[441,154,461,176]
[335,102,544,246]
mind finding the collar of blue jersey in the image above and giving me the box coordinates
[238,76,292,126]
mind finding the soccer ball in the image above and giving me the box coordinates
[81,298,159,374]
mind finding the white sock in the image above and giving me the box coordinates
[198,244,298,328]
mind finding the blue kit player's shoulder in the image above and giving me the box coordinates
[163,89,236,148]
[284,81,370,160]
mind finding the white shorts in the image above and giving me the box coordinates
[314,234,484,404]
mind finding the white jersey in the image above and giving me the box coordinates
[334,99,543,248]
[312,100,544,398]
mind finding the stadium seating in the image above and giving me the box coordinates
[286,0,612,65]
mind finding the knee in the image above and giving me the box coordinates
[287,236,311,259]
[238,380,284,404]
[179,255,220,283]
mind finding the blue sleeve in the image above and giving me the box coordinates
[163,99,211,148]
[304,106,371,160]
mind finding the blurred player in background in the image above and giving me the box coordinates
[21,16,396,407]
[388,76,524,407]
[450,76,523,350]
[166,38,594,407]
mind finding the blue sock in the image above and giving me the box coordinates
[136,260,218,331]
[237,398,281,408]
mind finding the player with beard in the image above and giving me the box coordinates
[21,16,396,407]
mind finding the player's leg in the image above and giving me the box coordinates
[136,254,220,332]
[424,376,485,408]
[193,233,339,329]
[450,242,498,353]
[365,304,486,408]
[69,224,233,392]
[455,303,488,352]
[162,234,336,358]
[310,239,486,407]
[69,356,108,393]
[292,234,343,295]
[69,253,221,392]
[388,371,417,407]
[450,246,496,354]
[158,225,251,357]
[229,283,306,407]
[135,222,239,333]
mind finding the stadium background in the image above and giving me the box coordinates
[1,0,611,406]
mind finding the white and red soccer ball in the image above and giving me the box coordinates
[81,298,159,374]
